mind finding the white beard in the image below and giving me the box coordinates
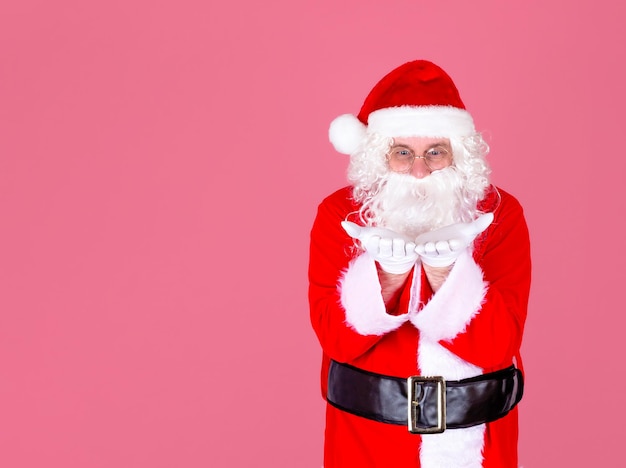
[363,168,475,239]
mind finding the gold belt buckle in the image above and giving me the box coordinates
[407,375,446,434]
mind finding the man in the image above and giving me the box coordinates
[308,60,531,467]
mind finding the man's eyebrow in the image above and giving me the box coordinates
[424,143,451,153]
[428,141,451,148]
[390,141,451,151]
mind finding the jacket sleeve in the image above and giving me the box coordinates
[308,189,412,364]
[410,189,531,370]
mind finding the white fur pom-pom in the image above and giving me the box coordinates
[328,114,367,155]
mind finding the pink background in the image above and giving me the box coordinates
[1,1,624,466]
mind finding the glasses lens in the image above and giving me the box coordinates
[424,147,450,170]
[388,147,414,172]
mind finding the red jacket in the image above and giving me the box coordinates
[309,185,531,468]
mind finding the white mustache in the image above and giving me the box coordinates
[365,168,467,238]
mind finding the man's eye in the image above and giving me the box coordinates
[427,148,447,158]
[394,149,412,158]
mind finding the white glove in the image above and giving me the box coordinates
[341,221,418,274]
[414,213,494,267]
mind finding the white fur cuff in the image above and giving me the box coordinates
[410,251,487,341]
[339,253,410,335]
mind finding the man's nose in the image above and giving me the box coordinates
[410,157,431,179]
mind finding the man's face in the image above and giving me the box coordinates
[387,137,453,179]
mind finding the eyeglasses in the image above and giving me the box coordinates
[386,145,452,173]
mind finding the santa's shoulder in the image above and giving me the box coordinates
[482,185,526,217]
[317,186,360,212]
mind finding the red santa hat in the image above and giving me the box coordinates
[329,60,476,154]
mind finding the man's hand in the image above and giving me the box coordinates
[341,221,418,275]
[414,213,494,267]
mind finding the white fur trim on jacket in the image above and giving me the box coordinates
[339,252,411,335]
[411,250,488,467]
[410,250,488,342]
[420,422,486,468]
[417,338,486,467]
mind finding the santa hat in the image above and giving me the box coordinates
[329,60,476,154]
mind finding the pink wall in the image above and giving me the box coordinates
[1,1,624,466]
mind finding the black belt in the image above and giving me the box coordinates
[326,360,523,434]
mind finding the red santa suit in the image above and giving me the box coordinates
[308,184,531,467]
[309,59,532,467]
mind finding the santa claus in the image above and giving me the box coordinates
[309,60,531,467]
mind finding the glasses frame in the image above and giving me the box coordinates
[386,144,452,173]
